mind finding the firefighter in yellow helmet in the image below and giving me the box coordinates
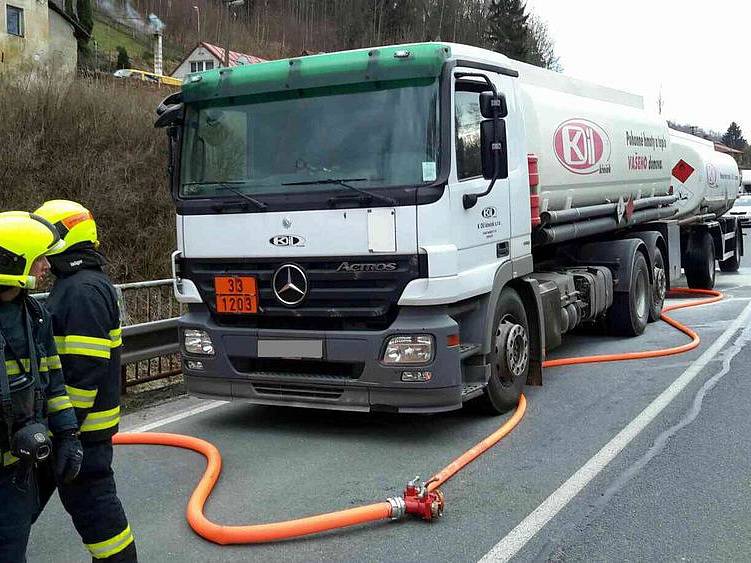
[34,201,136,562]
[0,212,83,563]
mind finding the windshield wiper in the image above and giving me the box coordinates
[281,178,397,207]
[214,184,268,211]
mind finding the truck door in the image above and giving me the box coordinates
[450,68,513,268]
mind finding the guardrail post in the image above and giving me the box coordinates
[121,364,128,395]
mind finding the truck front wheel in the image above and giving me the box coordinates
[607,251,650,336]
[685,231,715,289]
[477,288,530,415]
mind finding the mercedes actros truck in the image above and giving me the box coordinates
[155,43,741,414]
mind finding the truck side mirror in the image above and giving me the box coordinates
[480,91,507,119]
[480,119,508,180]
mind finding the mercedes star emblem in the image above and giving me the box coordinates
[272,264,308,306]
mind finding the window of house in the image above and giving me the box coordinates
[190,60,215,73]
[6,5,24,37]
[454,84,484,180]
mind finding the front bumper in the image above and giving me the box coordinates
[179,305,466,413]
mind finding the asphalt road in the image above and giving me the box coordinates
[29,251,751,562]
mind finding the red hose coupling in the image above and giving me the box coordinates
[402,476,445,521]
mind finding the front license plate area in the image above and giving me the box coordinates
[257,340,323,359]
[215,276,257,314]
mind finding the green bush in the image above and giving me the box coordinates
[116,46,131,69]
[0,77,175,282]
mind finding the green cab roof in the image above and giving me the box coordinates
[181,43,451,104]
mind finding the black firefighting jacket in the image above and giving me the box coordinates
[0,294,78,467]
[46,249,122,443]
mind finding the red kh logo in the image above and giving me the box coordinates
[553,119,611,175]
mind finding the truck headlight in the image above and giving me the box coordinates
[382,335,434,365]
[183,329,214,355]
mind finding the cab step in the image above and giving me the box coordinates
[461,384,485,401]
[459,343,482,359]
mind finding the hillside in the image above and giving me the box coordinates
[86,10,182,73]
[0,78,173,282]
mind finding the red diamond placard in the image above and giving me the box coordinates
[672,159,695,183]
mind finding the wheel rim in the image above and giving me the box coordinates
[505,323,529,379]
[635,271,648,319]
[653,263,666,308]
[494,313,529,387]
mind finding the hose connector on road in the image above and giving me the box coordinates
[387,496,406,520]
[388,476,445,521]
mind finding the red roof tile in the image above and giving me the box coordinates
[201,42,265,66]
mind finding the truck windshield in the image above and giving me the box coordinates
[180,78,440,200]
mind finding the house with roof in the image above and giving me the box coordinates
[170,41,264,80]
[0,0,88,76]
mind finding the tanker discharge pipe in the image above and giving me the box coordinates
[535,206,677,245]
[539,195,678,227]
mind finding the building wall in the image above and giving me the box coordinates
[48,7,76,75]
[0,0,49,71]
[0,0,77,76]
[171,46,219,80]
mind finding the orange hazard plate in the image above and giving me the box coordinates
[214,276,258,314]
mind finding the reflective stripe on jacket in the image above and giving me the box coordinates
[47,268,122,442]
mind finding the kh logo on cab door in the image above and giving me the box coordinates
[553,119,611,175]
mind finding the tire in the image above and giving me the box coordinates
[607,251,650,336]
[719,224,741,272]
[685,231,716,289]
[476,288,530,415]
[648,249,666,323]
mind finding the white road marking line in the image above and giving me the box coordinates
[123,400,228,433]
[479,299,751,563]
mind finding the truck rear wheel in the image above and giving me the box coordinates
[607,251,650,336]
[719,224,741,272]
[477,288,529,415]
[685,231,715,289]
[648,249,666,323]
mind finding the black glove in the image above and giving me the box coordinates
[54,430,83,484]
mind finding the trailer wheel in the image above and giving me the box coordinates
[648,249,666,323]
[719,224,741,272]
[685,231,716,289]
[476,288,529,415]
[607,251,650,336]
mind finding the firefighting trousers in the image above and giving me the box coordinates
[0,463,43,563]
[39,440,136,562]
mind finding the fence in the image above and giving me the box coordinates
[117,279,181,393]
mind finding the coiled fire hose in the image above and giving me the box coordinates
[112,288,722,544]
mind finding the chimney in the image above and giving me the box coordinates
[153,31,163,75]
[147,13,166,76]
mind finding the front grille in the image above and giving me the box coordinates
[251,382,345,400]
[182,254,425,330]
[229,357,364,379]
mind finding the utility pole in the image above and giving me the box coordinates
[193,6,200,38]
[223,0,244,68]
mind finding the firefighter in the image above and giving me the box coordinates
[35,201,136,562]
[0,212,84,563]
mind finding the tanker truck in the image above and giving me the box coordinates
[668,129,742,288]
[156,42,719,415]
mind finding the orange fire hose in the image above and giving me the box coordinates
[112,287,722,544]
